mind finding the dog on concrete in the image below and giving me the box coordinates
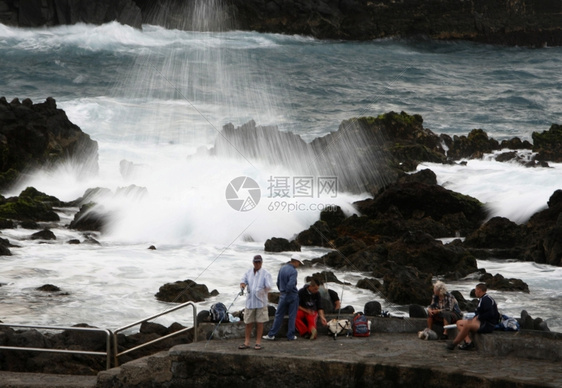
[418,328,438,340]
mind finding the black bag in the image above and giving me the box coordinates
[210,302,229,323]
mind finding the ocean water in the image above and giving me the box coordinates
[0,22,561,333]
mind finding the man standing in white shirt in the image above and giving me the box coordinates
[239,255,273,350]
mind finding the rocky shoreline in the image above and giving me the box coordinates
[0,0,560,47]
[1,97,561,374]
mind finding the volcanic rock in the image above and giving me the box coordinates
[0,97,98,190]
[36,284,61,292]
[0,187,61,222]
[155,279,218,303]
[31,228,56,240]
[364,301,382,317]
[464,216,527,259]
[533,124,562,162]
[382,262,433,305]
[523,189,562,266]
[479,273,530,293]
[264,237,301,252]
[69,203,108,232]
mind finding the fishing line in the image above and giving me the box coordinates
[171,219,256,304]
[205,288,244,347]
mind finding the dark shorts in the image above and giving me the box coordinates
[436,311,460,324]
[478,321,496,333]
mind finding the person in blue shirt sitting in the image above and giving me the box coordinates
[446,283,500,350]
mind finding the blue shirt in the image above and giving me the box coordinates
[475,293,500,324]
[241,267,273,309]
[276,263,298,294]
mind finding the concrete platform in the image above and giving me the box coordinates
[96,316,561,388]
[2,317,561,387]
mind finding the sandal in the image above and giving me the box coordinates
[238,344,250,349]
[254,344,262,350]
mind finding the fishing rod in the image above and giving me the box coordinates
[205,287,245,345]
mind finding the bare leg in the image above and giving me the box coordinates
[442,318,450,335]
[256,322,264,345]
[427,315,434,330]
[244,323,252,346]
[452,318,480,345]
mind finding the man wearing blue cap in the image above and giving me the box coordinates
[239,255,273,350]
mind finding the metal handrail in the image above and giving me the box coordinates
[112,301,197,367]
[0,323,112,370]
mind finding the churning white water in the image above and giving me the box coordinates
[0,21,561,332]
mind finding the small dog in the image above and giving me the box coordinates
[418,328,438,340]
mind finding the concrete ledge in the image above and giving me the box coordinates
[98,332,562,387]
[196,315,427,341]
[474,330,562,362]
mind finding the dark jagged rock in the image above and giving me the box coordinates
[382,262,433,305]
[386,231,478,280]
[264,237,301,252]
[227,0,562,47]
[355,181,487,237]
[19,220,39,229]
[1,0,559,46]
[296,220,336,247]
[444,129,500,160]
[155,279,219,303]
[479,273,530,293]
[523,189,562,266]
[69,203,108,232]
[533,124,562,162]
[30,228,56,240]
[139,321,168,336]
[306,271,349,286]
[409,304,428,319]
[0,187,61,222]
[356,278,382,294]
[520,310,550,331]
[0,0,141,28]
[364,301,382,316]
[397,168,438,186]
[68,185,146,233]
[210,113,446,194]
[500,137,533,150]
[0,97,98,190]
[36,284,61,292]
[464,216,527,259]
[0,237,12,256]
[0,320,193,374]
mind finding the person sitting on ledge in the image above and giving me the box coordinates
[446,283,500,351]
[427,280,462,340]
[296,278,327,340]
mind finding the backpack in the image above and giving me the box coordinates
[496,314,520,331]
[352,312,370,337]
[210,302,229,323]
[327,319,351,337]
